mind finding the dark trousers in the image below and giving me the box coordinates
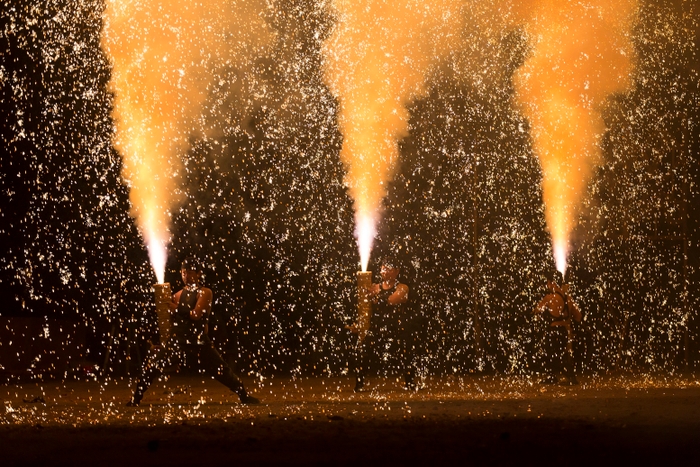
[541,326,575,380]
[132,338,246,403]
[355,323,416,385]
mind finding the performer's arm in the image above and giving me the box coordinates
[388,284,409,305]
[170,290,182,312]
[568,296,582,323]
[190,287,213,321]
[366,283,381,303]
[533,296,547,315]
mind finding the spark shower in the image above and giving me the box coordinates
[101,0,273,282]
[1,0,697,375]
[102,0,637,277]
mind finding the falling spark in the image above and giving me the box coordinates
[512,0,638,272]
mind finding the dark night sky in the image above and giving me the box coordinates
[0,0,698,377]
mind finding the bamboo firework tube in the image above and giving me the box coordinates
[153,283,172,343]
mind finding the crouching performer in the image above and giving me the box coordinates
[127,257,259,406]
[533,280,582,385]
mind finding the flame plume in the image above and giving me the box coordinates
[512,0,638,275]
[101,0,272,282]
[322,0,463,271]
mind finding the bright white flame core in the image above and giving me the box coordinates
[146,234,167,284]
[356,215,376,272]
[553,240,568,278]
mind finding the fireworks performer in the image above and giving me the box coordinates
[533,279,582,385]
[127,257,259,406]
[348,258,418,392]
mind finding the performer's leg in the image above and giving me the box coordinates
[354,336,368,392]
[399,325,417,389]
[540,329,559,384]
[564,335,578,385]
[394,322,416,391]
[196,344,259,404]
[128,344,177,406]
[551,327,568,382]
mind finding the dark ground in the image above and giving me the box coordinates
[2,374,700,466]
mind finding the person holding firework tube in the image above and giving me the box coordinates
[127,257,259,406]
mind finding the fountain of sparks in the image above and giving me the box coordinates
[4,2,672,384]
[322,0,464,267]
[100,0,273,283]
[322,1,466,347]
[553,240,568,279]
[511,0,638,275]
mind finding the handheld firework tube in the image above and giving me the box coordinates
[356,271,373,342]
[153,283,172,343]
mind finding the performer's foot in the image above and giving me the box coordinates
[539,375,558,385]
[353,381,366,393]
[126,398,140,407]
[403,383,418,391]
[240,395,260,405]
[562,376,579,386]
